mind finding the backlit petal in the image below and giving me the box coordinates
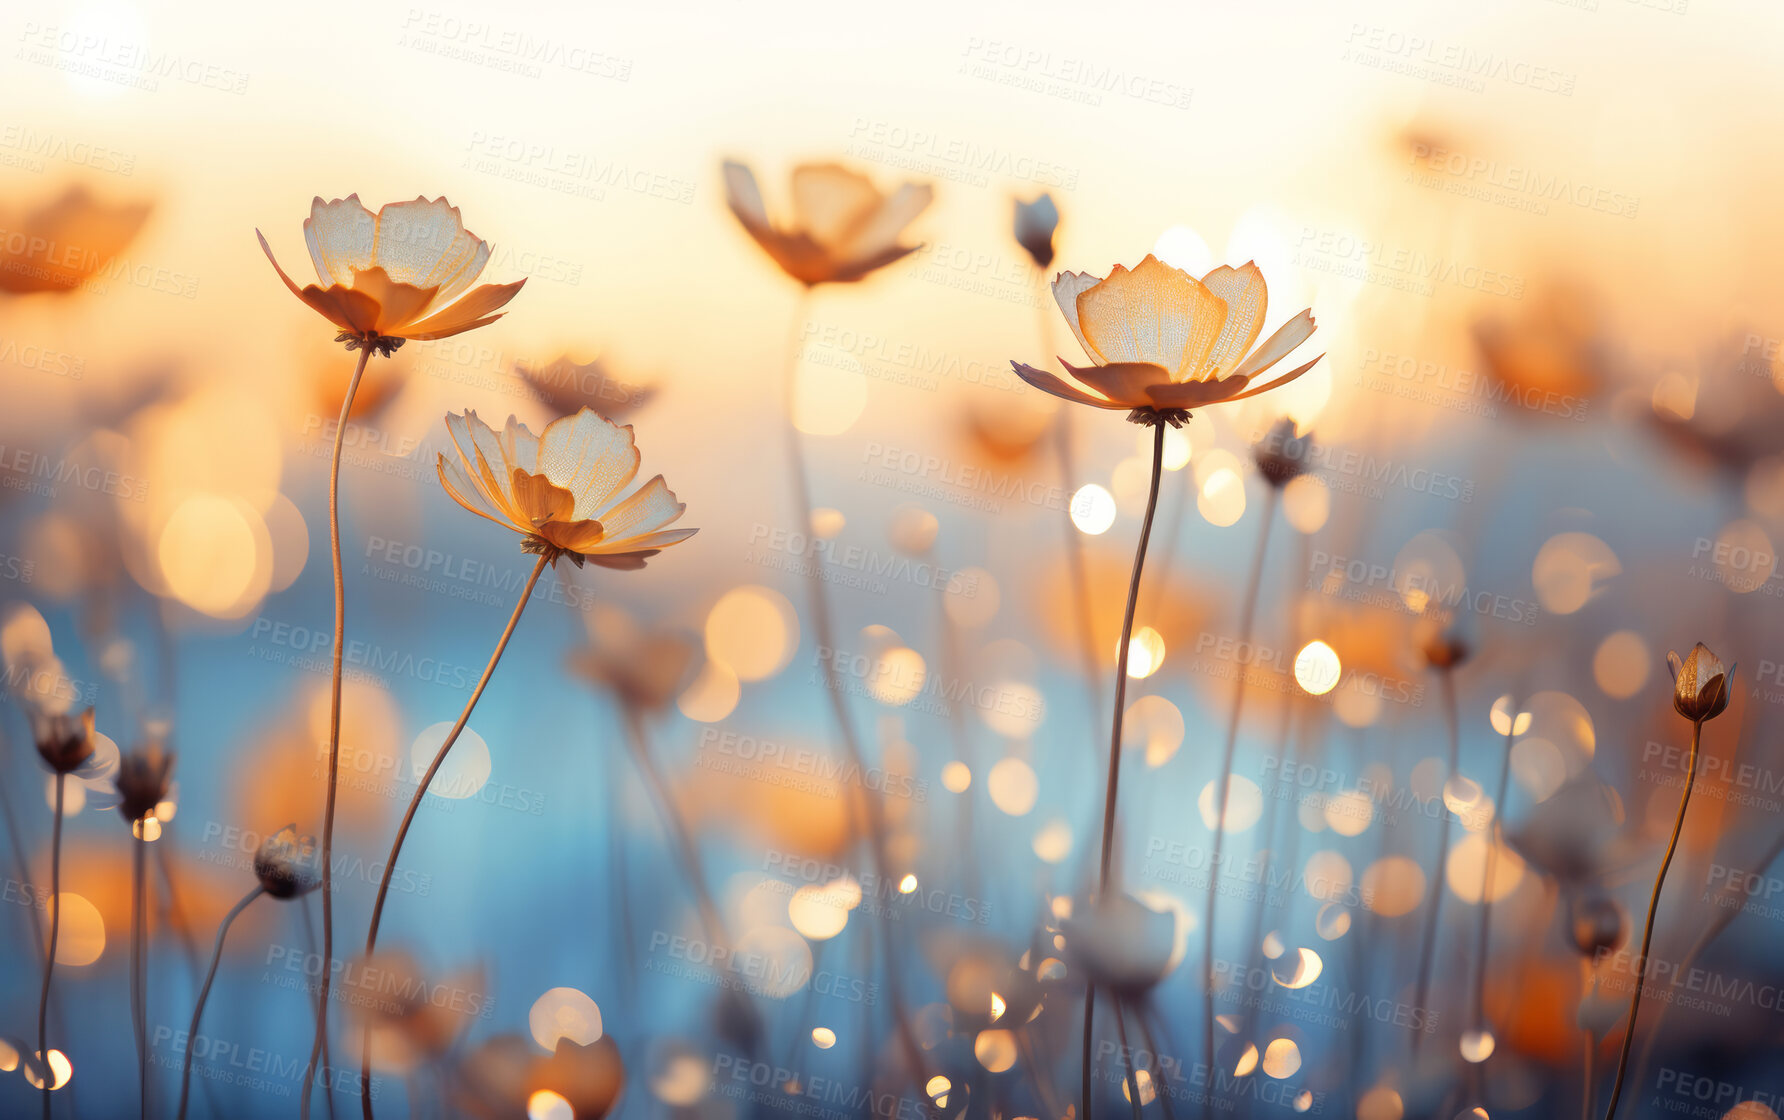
[1052,270,1104,361]
[840,183,932,260]
[1076,256,1226,376]
[509,468,578,525]
[347,267,439,333]
[590,475,685,543]
[1231,309,1316,381]
[1063,358,1172,408]
[399,280,525,340]
[790,164,884,248]
[303,195,376,287]
[1012,361,1124,408]
[536,408,642,519]
[371,196,488,297]
[1225,353,1323,401]
[1197,263,1268,379]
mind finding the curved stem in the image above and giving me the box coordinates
[1084,419,1167,1120]
[178,885,264,1120]
[304,345,373,1120]
[37,773,64,1120]
[1200,484,1278,1096]
[1602,718,1703,1120]
[1411,667,1461,1056]
[358,550,547,1115]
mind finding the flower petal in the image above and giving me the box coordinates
[1196,262,1268,380]
[303,195,376,287]
[587,475,685,545]
[790,163,884,248]
[347,266,439,334]
[1075,255,1227,376]
[438,454,521,533]
[537,408,642,520]
[446,410,519,510]
[1063,358,1172,408]
[537,518,607,554]
[722,160,771,230]
[500,415,541,475]
[1144,375,1253,408]
[1224,353,1323,402]
[1011,361,1124,409]
[1230,309,1316,381]
[1052,270,1104,361]
[399,280,526,340]
[371,196,488,299]
[840,182,932,261]
[509,468,577,525]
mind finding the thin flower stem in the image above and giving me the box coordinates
[1200,484,1279,1098]
[1602,717,1703,1120]
[359,550,549,1118]
[1470,700,1518,1039]
[1084,419,1167,1120]
[133,834,148,1120]
[178,885,265,1120]
[1411,667,1461,1056]
[780,290,938,1112]
[1581,967,1601,1120]
[1113,996,1144,1120]
[622,709,733,965]
[303,344,374,1120]
[38,772,64,1120]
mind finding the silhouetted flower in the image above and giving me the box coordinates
[1252,416,1313,487]
[437,407,695,568]
[1013,193,1059,269]
[34,707,96,774]
[723,161,931,286]
[114,741,174,824]
[517,354,654,421]
[0,186,150,295]
[259,195,524,353]
[254,826,322,899]
[1014,255,1321,426]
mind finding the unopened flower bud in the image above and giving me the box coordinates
[255,826,322,899]
[115,743,175,825]
[1569,893,1625,957]
[35,707,96,774]
[1667,642,1732,722]
[1013,194,1059,270]
[1252,417,1313,488]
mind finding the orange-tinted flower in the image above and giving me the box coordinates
[258,195,523,350]
[0,186,150,295]
[437,407,695,568]
[1014,254,1321,424]
[722,161,931,286]
[517,354,654,420]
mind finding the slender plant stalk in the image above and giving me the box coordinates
[1581,965,1601,1120]
[622,708,734,967]
[133,834,149,1119]
[1083,420,1167,1120]
[1200,483,1279,1094]
[37,772,65,1120]
[1411,667,1461,1055]
[779,290,937,1109]
[1113,996,1144,1120]
[1629,817,1784,1088]
[177,884,264,1119]
[359,551,548,1117]
[1469,699,1518,1045]
[299,894,339,1120]
[303,345,374,1119]
[1602,717,1703,1120]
